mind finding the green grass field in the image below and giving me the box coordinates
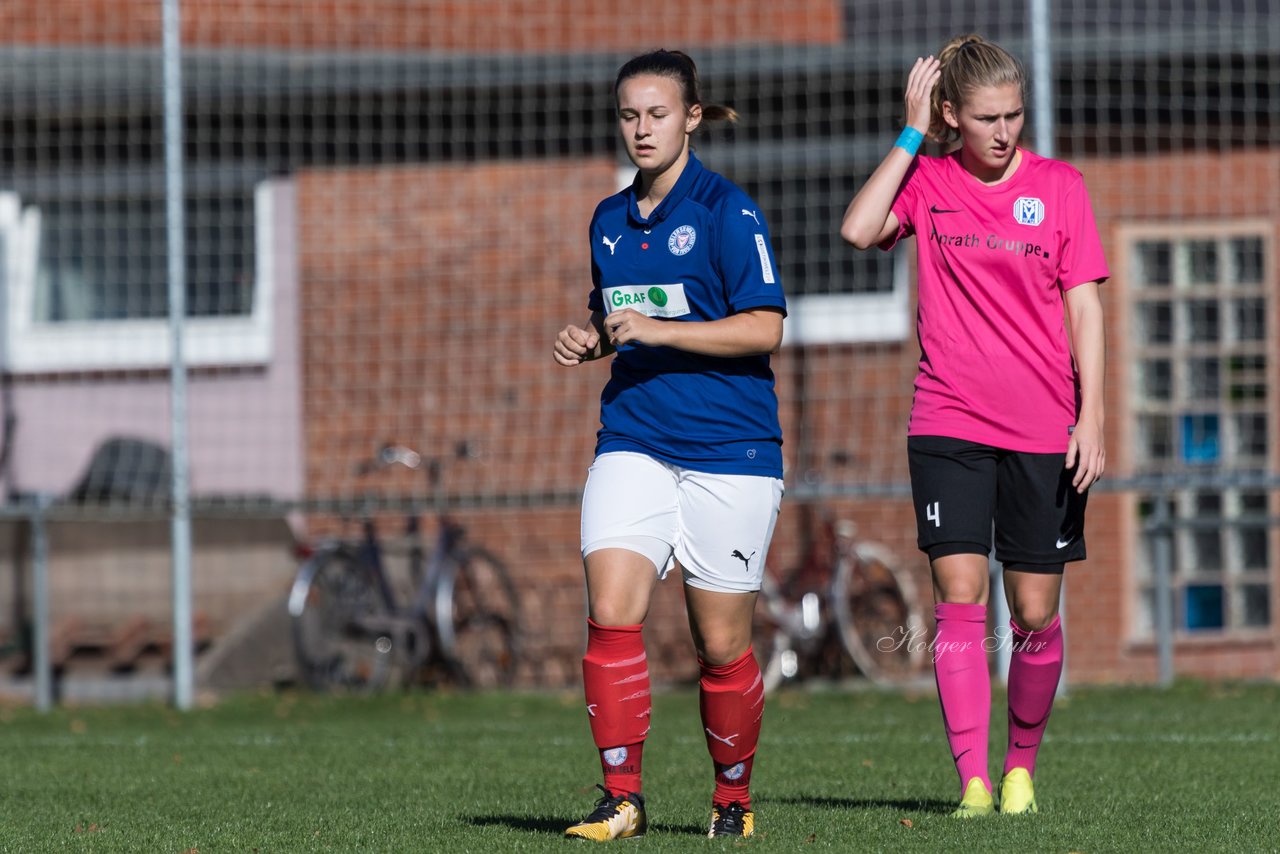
[1,680,1277,852]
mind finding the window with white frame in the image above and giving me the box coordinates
[657,146,911,347]
[0,175,278,373]
[735,168,909,346]
[1127,224,1273,635]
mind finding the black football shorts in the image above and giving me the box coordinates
[907,435,1089,572]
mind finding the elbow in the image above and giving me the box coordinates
[840,220,877,251]
[754,313,785,355]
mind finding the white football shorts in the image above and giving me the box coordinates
[581,451,784,594]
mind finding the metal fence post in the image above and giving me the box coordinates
[1151,494,1175,686]
[30,494,52,712]
[162,0,194,711]
[990,538,1010,683]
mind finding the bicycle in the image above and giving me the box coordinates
[754,508,928,691]
[287,443,521,692]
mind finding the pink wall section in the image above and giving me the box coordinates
[3,182,303,502]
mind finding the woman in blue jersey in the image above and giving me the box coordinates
[553,49,787,842]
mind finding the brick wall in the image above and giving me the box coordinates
[1070,149,1280,683]
[296,151,1280,688]
[6,1,842,50]
[294,156,929,687]
[297,158,659,684]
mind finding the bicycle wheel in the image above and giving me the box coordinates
[288,546,397,693]
[831,541,927,686]
[434,547,521,689]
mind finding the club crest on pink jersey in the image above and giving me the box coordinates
[668,224,697,255]
[1014,197,1045,226]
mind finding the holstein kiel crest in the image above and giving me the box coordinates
[1014,196,1045,226]
[668,224,697,255]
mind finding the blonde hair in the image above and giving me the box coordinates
[928,34,1026,144]
[615,49,739,126]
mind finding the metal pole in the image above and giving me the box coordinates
[1029,0,1056,159]
[1151,495,1175,686]
[162,0,194,710]
[31,495,52,712]
[1028,0,1067,700]
[990,533,1010,683]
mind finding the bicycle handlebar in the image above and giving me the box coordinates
[378,445,422,470]
[353,445,421,476]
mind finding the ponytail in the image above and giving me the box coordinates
[615,49,739,126]
[928,34,1026,144]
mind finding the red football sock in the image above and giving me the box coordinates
[1004,615,1063,777]
[581,619,651,796]
[699,647,764,809]
[933,603,992,794]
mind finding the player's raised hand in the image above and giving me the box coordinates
[554,323,601,366]
[904,56,941,133]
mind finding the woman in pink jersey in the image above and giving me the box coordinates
[841,34,1108,817]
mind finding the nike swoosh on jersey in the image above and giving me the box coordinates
[930,205,963,214]
[1055,537,1074,549]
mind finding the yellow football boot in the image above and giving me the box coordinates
[998,767,1039,815]
[950,777,996,819]
[565,786,647,842]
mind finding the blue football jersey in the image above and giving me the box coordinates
[587,153,787,477]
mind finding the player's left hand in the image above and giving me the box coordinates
[1065,419,1105,493]
[604,308,666,348]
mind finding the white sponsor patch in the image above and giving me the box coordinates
[754,234,775,283]
[602,283,691,318]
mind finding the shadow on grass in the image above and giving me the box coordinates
[764,794,953,815]
[467,796,950,838]
[466,815,566,835]
[466,814,703,836]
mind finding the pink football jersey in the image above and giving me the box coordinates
[882,148,1110,452]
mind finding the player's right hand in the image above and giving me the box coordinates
[904,56,941,134]
[554,324,601,366]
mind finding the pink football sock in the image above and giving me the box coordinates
[1004,614,1063,777]
[933,602,991,794]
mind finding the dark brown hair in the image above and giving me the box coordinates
[614,50,738,125]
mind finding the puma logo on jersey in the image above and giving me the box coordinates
[741,209,759,224]
[602,234,621,255]
[731,549,756,571]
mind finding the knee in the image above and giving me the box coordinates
[1010,605,1058,633]
[696,635,751,667]
[588,597,645,628]
[930,554,990,605]
[934,581,987,605]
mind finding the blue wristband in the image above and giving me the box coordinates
[894,127,924,157]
